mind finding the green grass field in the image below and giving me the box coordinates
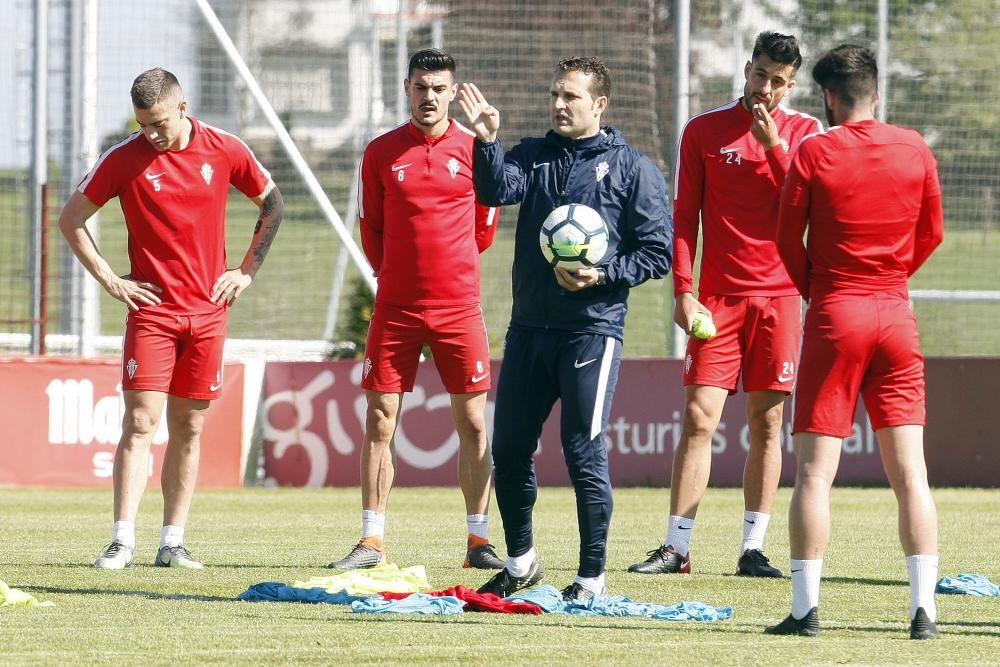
[1,486,997,664]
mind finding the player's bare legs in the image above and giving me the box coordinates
[876,424,939,631]
[113,390,167,522]
[160,396,210,528]
[788,433,841,559]
[876,425,937,555]
[669,385,728,518]
[451,391,491,515]
[148,395,210,568]
[628,385,727,574]
[360,390,403,514]
[771,432,841,626]
[743,390,785,514]
[452,390,505,568]
[326,390,401,569]
[94,390,166,568]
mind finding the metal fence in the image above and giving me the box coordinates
[3,0,998,358]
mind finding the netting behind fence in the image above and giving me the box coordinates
[2,0,998,358]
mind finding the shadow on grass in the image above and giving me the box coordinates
[20,584,232,603]
[821,575,907,587]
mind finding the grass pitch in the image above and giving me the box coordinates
[1,486,998,664]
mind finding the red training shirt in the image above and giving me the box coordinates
[777,119,944,301]
[79,117,271,314]
[673,99,823,297]
[359,119,498,307]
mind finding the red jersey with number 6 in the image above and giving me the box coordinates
[78,117,271,314]
[673,100,822,297]
[359,119,499,307]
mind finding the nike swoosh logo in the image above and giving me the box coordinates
[719,147,739,154]
[145,171,166,180]
[471,373,489,383]
[777,374,794,382]
[391,163,412,172]
[676,525,692,530]
[744,519,756,525]
[791,569,803,573]
[574,359,597,369]
[532,162,550,169]
[209,382,223,391]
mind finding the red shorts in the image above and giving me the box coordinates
[684,294,802,393]
[121,307,227,400]
[362,303,491,394]
[793,295,925,437]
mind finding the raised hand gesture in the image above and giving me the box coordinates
[458,83,500,143]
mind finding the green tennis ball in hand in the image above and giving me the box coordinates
[691,312,717,340]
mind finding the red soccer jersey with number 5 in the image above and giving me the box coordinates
[672,100,823,297]
[78,117,271,314]
[359,120,499,307]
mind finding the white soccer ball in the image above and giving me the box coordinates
[538,204,609,271]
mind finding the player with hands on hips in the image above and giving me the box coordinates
[58,68,283,570]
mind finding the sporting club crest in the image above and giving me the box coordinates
[201,163,214,185]
[595,161,610,182]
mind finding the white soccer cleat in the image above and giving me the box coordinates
[94,541,135,569]
[154,544,204,569]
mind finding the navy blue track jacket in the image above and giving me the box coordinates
[473,127,673,340]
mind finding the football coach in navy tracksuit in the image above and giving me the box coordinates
[458,56,673,603]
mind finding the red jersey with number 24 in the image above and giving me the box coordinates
[359,120,498,307]
[673,100,822,297]
[78,117,271,314]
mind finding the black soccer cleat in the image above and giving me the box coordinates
[561,582,606,605]
[476,559,544,598]
[627,544,691,574]
[765,607,820,637]
[327,541,386,570]
[737,548,783,578]
[464,542,505,570]
[909,607,939,640]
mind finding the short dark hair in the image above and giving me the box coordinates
[812,44,878,108]
[555,56,611,99]
[751,31,803,72]
[407,48,456,79]
[130,68,182,109]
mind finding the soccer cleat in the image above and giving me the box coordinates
[909,607,939,640]
[765,607,820,637]
[94,541,135,569]
[737,548,783,578]
[627,544,691,574]
[464,542,505,570]
[561,582,606,605]
[327,541,386,570]
[476,559,544,598]
[154,544,204,569]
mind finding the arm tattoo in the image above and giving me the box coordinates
[251,188,283,270]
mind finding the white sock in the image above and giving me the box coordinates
[665,515,695,557]
[790,558,823,619]
[741,511,771,553]
[506,547,537,577]
[467,514,489,540]
[361,510,386,539]
[112,520,136,550]
[907,554,938,622]
[160,524,184,549]
[573,572,606,595]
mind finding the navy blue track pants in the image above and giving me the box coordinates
[491,327,621,578]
